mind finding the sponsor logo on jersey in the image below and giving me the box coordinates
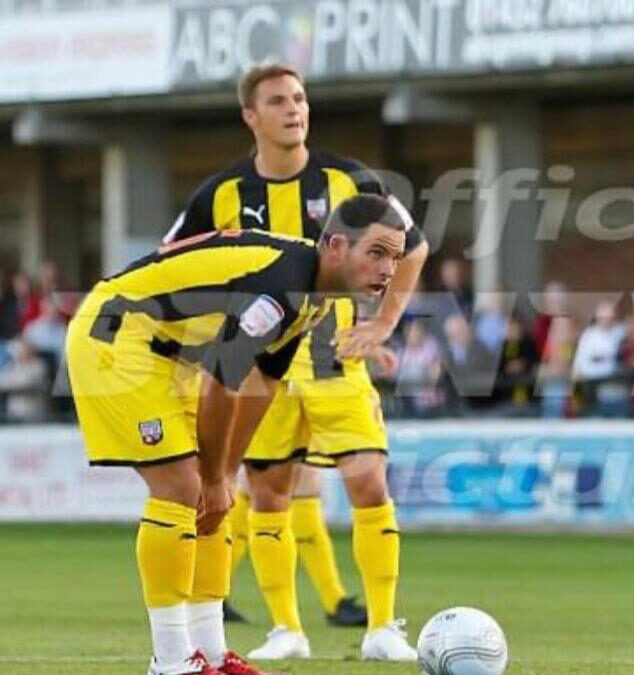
[239,295,285,337]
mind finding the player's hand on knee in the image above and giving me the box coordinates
[197,477,234,535]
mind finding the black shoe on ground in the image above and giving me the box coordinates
[326,596,368,627]
[223,600,249,623]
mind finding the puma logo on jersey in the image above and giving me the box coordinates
[242,204,266,225]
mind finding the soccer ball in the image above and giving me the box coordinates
[417,607,508,675]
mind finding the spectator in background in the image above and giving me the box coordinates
[0,270,19,369]
[0,269,19,341]
[402,276,450,345]
[573,301,627,417]
[0,337,48,422]
[436,258,474,325]
[40,260,60,296]
[23,294,67,369]
[617,315,634,416]
[39,260,78,320]
[492,316,539,416]
[394,320,445,418]
[12,271,42,330]
[533,281,568,356]
[537,316,578,419]
[474,291,508,354]
[440,313,496,415]
[617,315,634,369]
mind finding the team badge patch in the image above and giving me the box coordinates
[139,419,164,445]
[306,198,327,221]
[239,295,285,337]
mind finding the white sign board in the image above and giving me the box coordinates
[0,426,146,521]
[0,6,171,102]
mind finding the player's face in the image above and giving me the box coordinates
[341,224,405,299]
[244,75,309,149]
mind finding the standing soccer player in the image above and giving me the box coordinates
[169,62,428,661]
[66,200,409,675]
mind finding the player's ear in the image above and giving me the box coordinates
[325,233,349,262]
[242,107,258,129]
[242,107,256,130]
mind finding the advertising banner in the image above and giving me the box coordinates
[3,1,634,103]
[0,426,146,521]
[0,6,171,102]
[171,0,634,88]
[321,420,634,530]
[1,421,634,529]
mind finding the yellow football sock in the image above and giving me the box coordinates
[249,509,302,632]
[136,497,197,608]
[352,500,399,630]
[190,516,232,602]
[229,491,250,578]
[291,497,346,614]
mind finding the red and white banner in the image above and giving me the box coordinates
[0,426,146,521]
[0,6,171,102]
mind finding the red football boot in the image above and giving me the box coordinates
[218,650,278,675]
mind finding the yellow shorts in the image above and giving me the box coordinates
[244,377,387,468]
[66,297,199,467]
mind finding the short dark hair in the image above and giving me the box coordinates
[321,194,409,245]
[238,62,304,108]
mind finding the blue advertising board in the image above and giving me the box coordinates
[321,420,634,530]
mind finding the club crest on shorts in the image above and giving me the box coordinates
[306,198,327,221]
[139,419,163,445]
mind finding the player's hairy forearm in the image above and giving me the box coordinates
[226,368,279,476]
[336,240,430,358]
[376,239,429,331]
[196,372,238,483]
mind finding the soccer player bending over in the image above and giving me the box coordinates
[66,195,409,675]
[169,61,428,661]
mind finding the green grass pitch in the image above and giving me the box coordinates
[0,525,632,674]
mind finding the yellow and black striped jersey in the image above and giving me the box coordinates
[81,229,330,391]
[172,150,423,381]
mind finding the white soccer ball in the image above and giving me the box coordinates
[417,607,508,675]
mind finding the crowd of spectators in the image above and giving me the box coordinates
[0,262,74,423]
[0,258,632,423]
[380,261,634,420]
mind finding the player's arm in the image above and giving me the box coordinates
[196,365,279,482]
[196,366,280,485]
[194,371,237,535]
[197,331,301,480]
[337,196,429,357]
[195,286,300,492]
[196,322,273,484]
[195,330,300,534]
[196,372,237,485]
[224,335,300,474]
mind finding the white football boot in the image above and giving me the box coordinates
[247,626,311,660]
[361,619,418,661]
